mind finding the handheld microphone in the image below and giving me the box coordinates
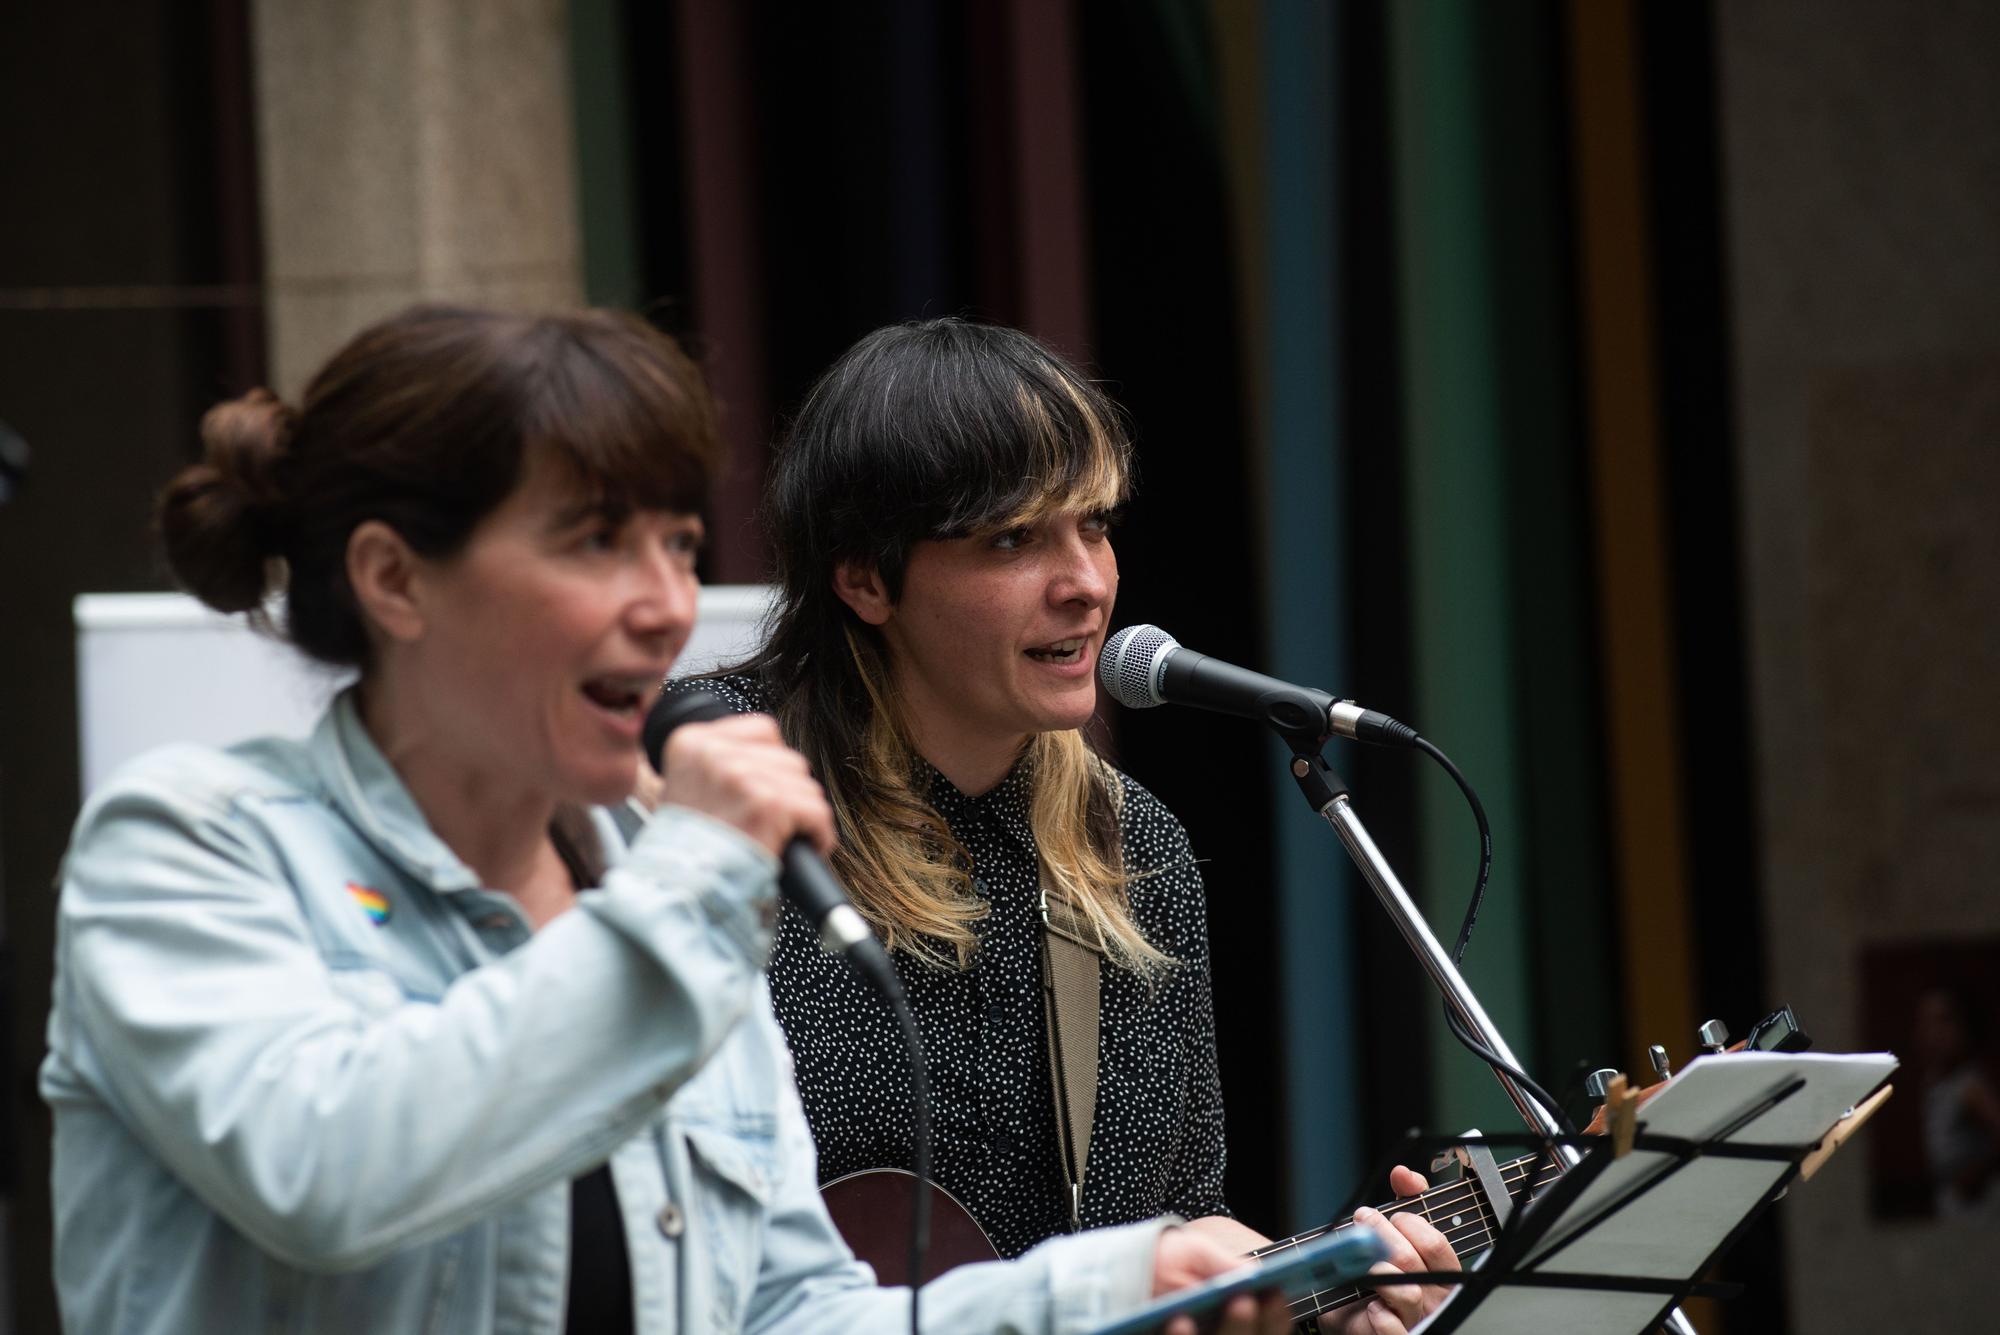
[643,691,886,969]
[1097,624,1418,748]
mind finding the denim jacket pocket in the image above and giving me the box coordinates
[682,1122,775,1205]
[681,1121,777,1324]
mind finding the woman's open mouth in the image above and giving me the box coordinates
[580,675,654,718]
[1024,637,1087,665]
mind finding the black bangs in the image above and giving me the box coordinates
[766,319,1132,596]
[520,312,722,518]
[915,360,1134,541]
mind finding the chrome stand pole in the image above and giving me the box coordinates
[1294,759,1699,1335]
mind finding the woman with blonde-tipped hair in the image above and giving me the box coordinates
[683,319,1458,1335]
[688,317,1249,1257]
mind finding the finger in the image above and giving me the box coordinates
[1353,1208,1426,1325]
[1331,1293,1404,1335]
[1354,1207,1423,1274]
[1388,1209,1460,1315]
[1387,1164,1429,1197]
[1258,1290,1294,1335]
[695,711,785,742]
[1364,1259,1423,1326]
[1390,1209,1461,1273]
[1211,1293,1261,1335]
[775,777,839,855]
[1362,1298,1406,1335]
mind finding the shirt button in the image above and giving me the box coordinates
[656,1203,685,1238]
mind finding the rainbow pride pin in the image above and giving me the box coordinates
[346,883,391,926]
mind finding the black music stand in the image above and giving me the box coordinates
[1382,1050,1896,1334]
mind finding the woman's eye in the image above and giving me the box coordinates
[991,527,1034,551]
[583,524,620,552]
[665,529,704,561]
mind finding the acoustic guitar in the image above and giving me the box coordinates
[821,1008,1810,1329]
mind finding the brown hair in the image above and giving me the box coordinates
[158,305,721,669]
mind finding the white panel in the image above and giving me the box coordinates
[74,587,775,796]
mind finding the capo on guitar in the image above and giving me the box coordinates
[1428,1131,1515,1228]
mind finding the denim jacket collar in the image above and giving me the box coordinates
[311,690,486,896]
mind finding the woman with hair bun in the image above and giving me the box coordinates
[41,305,1287,1334]
[677,319,1455,1334]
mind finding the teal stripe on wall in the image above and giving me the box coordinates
[567,0,642,310]
[1483,1,1621,1109]
[1258,0,1361,1230]
[1385,0,1539,1132]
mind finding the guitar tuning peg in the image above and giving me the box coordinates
[1648,1045,1672,1080]
[1584,1068,1619,1103]
[1698,1019,1730,1054]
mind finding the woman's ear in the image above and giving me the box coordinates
[831,560,894,627]
[346,520,427,643]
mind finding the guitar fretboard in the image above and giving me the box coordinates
[1250,1151,1566,1328]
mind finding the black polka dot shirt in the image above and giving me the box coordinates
[674,673,1230,1259]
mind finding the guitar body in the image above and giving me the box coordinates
[820,1168,1003,1284]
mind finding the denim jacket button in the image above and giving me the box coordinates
[656,1202,685,1238]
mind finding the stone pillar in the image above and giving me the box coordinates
[1719,2,2000,1330]
[251,0,583,396]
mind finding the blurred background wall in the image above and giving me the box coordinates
[2,2,1995,1331]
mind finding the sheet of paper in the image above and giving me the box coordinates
[1413,1050,1897,1335]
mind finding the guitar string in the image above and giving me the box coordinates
[1284,1165,1563,1322]
[1281,1160,1567,1322]
[1251,1154,1540,1255]
[1288,1175,1552,1319]
[1250,1152,1557,1258]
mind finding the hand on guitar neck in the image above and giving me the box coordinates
[1150,1185,1456,1335]
[1224,1165,1459,1335]
[1148,1228,1296,1335]
[1337,1165,1462,1334]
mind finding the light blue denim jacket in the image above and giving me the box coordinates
[41,693,1166,1334]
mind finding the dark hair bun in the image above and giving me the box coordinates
[157,388,295,614]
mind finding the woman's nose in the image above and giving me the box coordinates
[629,551,699,643]
[1050,535,1114,606]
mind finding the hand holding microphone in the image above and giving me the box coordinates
[643,691,888,973]
[647,708,835,860]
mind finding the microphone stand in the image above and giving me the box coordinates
[1286,749,1701,1335]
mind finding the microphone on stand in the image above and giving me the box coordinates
[1097,623,1418,749]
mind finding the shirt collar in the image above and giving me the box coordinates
[922,753,1033,821]
[307,689,486,894]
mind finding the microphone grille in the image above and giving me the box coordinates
[1098,624,1178,708]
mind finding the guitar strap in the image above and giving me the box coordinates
[1039,878,1102,1232]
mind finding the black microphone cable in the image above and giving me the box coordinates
[643,691,931,1335]
[1367,729,1574,1136]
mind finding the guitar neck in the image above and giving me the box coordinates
[1252,1151,1564,1328]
